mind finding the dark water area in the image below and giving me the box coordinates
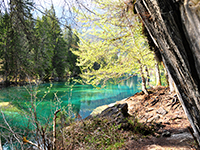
[0,76,141,129]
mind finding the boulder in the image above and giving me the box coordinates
[86,103,131,128]
[99,103,129,118]
[90,105,109,116]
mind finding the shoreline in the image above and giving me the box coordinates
[90,97,131,117]
[81,86,195,149]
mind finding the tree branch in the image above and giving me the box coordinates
[53,109,61,150]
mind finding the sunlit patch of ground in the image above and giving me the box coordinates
[0,102,22,113]
[0,102,10,107]
[146,145,195,150]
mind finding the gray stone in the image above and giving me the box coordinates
[162,131,171,137]
[99,103,129,118]
[156,107,168,116]
[96,103,131,128]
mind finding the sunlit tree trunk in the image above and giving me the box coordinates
[139,61,148,95]
[155,59,161,86]
[162,61,175,92]
[145,65,152,87]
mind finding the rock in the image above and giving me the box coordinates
[87,103,131,127]
[99,103,129,118]
[95,103,131,128]
[168,132,193,140]
[162,131,171,137]
[156,107,168,116]
[90,105,109,116]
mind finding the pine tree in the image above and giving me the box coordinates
[0,1,81,83]
[0,0,38,83]
[63,27,81,77]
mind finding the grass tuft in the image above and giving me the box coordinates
[61,116,154,150]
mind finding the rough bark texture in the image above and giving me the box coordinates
[135,0,200,145]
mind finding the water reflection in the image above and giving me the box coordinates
[0,76,141,127]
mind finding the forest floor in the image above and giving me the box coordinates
[115,86,197,150]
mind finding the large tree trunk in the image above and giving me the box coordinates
[135,0,200,145]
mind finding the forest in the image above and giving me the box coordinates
[0,0,164,93]
[0,4,80,85]
[1,0,200,149]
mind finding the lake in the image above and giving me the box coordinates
[0,76,141,129]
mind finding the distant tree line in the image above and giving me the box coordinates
[0,2,80,85]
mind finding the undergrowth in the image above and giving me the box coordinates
[60,116,154,150]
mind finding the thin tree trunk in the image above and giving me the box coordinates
[138,61,148,95]
[162,61,175,92]
[161,61,169,87]
[53,109,61,150]
[168,70,175,93]
[0,137,2,150]
[155,59,161,86]
[145,65,152,87]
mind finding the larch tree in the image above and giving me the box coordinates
[72,0,156,94]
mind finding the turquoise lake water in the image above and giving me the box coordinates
[0,76,141,128]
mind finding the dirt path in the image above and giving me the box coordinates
[116,86,197,150]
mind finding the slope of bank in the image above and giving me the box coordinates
[113,86,195,149]
[62,86,196,150]
[89,86,196,149]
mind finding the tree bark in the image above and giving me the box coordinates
[138,61,149,95]
[145,65,152,87]
[0,138,2,150]
[135,0,200,145]
[155,59,161,86]
[53,109,61,150]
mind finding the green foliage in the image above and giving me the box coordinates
[63,28,81,77]
[35,6,67,79]
[0,3,80,83]
[72,0,156,88]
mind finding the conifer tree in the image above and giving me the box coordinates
[0,0,38,83]
[0,2,81,83]
[63,27,81,77]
